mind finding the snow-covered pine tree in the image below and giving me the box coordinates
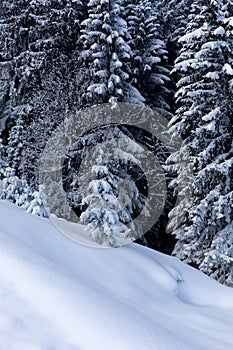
[79,0,144,106]
[157,0,192,50]
[64,124,150,247]
[7,106,32,177]
[124,0,172,116]
[80,164,133,247]
[123,0,143,84]
[154,0,192,116]
[168,0,233,285]
[26,186,48,218]
[0,138,7,177]
[198,2,233,286]
[0,138,7,198]
[0,167,32,209]
[75,1,152,245]
[0,0,45,131]
[1,0,84,190]
[141,1,172,117]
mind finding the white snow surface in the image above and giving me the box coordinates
[0,200,233,350]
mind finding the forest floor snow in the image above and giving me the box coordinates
[0,200,233,350]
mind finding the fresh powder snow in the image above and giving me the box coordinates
[0,200,233,350]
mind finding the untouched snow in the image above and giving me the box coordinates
[0,201,233,349]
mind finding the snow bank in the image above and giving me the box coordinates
[0,200,233,349]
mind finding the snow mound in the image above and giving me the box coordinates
[0,200,233,350]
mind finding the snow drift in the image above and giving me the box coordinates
[0,200,233,349]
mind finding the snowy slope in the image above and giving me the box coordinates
[0,201,233,350]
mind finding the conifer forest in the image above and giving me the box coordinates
[0,0,233,286]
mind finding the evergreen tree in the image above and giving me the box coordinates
[26,186,48,218]
[1,0,84,188]
[198,2,233,285]
[168,0,233,285]
[0,167,32,209]
[64,123,150,246]
[124,0,172,116]
[157,0,192,49]
[80,164,133,247]
[79,0,144,106]
[0,138,7,179]
[155,0,192,116]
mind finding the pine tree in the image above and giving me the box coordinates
[124,0,172,116]
[0,167,32,209]
[0,138,7,178]
[168,0,233,285]
[157,0,192,49]
[198,2,233,286]
[1,0,84,189]
[26,186,48,218]
[80,164,133,247]
[154,0,192,116]
[64,123,150,246]
[79,0,144,106]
